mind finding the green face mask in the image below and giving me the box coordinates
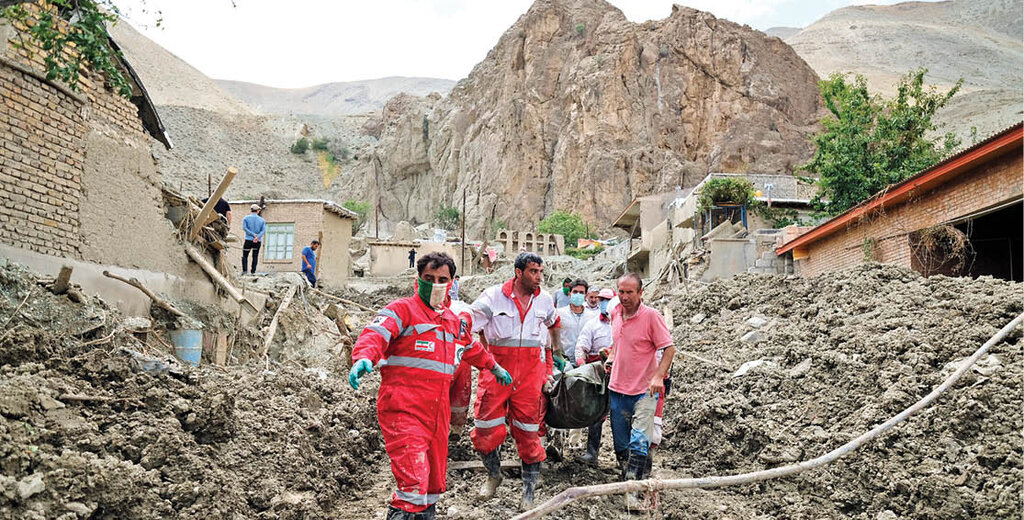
[417,278,449,309]
[562,286,570,295]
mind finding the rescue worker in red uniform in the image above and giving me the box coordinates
[469,252,565,510]
[349,252,513,520]
[448,300,475,433]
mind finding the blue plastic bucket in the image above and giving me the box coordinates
[169,329,203,367]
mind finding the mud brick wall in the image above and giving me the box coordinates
[796,150,1023,277]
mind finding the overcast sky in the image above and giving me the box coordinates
[115,0,934,88]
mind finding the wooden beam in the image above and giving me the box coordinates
[449,460,520,471]
[314,230,323,282]
[260,284,297,358]
[190,167,237,241]
[102,270,186,318]
[183,244,257,314]
[52,265,73,294]
[214,333,229,365]
[311,288,372,312]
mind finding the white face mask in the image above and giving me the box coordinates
[429,281,450,310]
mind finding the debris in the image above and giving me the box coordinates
[732,359,776,377]
[740,330,765,343]
[746,316,768,328]
[17,474,44,500]
[102,270,187,318]
[51,265,73,295]
[183,244,258,314]
[788,358,812,378]
[189,167,237,241]
[260,284,297,359]
[690,312,706,324]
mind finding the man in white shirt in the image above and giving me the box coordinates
[554,278,597,368]
[574,288,615,465]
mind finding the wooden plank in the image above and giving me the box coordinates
[448,460,520,471]
[311,288,372,312]
[259,285,297,358]
[189,167,237,241]
[52,265,73,294]
[184,244,248,305]
[214,333,229,365]
[314,230,323,283]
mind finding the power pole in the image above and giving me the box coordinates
[460,187,467,275]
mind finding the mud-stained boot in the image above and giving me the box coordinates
[579,424,602,465]
[477,450,503,499]
[615,450,629,480]
[520,461,541,510]
[386,506,409,520]
[410,505,436,520]
[623,450,648,511]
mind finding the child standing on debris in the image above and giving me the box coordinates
[241,204,266,275]
[301,240,319,287]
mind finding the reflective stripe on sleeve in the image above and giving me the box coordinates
[400,323,440,337]
[435,329,456,342]
[378,309,403,331]
[367,325,392,342]
[394,490,440,506]
[474,302,494,319]
[474,416,506,429]
[510,419,539,432]
[381,356,455,375]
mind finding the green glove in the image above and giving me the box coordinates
[553,354,567,372]
[349,359,373,389]
[491,364,513,386]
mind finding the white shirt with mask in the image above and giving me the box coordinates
[555,305,596,364]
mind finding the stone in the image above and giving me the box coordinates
[788,358,813,378]
[746,316,768,329]
[17,473,44,499]
[876,510,898,520]
[392,221,415,241]
[690,312,706,324]
[732,359,776,377]
[37,395,65,411]
[741,330,765,344]
[65,502,92,515]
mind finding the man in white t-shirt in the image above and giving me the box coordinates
[554,278,597,368]
[574,288,615,465]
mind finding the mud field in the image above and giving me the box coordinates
[1,262,1020,519]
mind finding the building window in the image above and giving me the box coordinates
[265,223,295,260]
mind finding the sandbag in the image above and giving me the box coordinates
[544,361,609,429]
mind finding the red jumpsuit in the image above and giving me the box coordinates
[469,279,559,464]
[353,296,497,513]
[449,301,475,430]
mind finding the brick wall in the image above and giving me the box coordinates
[228,202,327,273]
[797,151,1023,277]
[0,8,151,259]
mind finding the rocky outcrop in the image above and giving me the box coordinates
[369,0,822,233]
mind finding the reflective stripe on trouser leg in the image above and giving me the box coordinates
[508,367,546,464]
[383,417,450,512]
[628,393,658,457]
[470,368,510,454]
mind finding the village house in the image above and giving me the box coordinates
[612,173,816,278]
[495,230,565,256]
[364,239,466,277]
[776,123,1023,281]
[228,199,357,287]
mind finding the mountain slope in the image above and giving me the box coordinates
[786,0,1022,140]
[217,77,456,116]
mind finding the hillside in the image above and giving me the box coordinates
[217,77,456,116]
[365,0,823,233]
[786,0,1022,140]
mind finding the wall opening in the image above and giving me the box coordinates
[911,201,1022,281]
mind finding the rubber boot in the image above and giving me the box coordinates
[413,505,436,520]
[386,506,408,520]
[478,449,503,499]
[615,450,629,480]
[623,450,648,511]
[580,423,602,465]
[520,461,541,510]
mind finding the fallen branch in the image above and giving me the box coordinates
[679,350,734,372]
[514,312,1024,519]
[81,331,117,347]
[1,290,31,330]
[259,284,297,358]
[183,244,258,314]
[311,288,372,312]
[102,271,186,318]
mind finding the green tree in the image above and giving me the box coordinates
[342,200,370,232]
[311,138,329,151]
[800,69,961,216]
[697,178,756,212]
[290,137,309,154]
[435,205,460,232]
[538,211,594,248]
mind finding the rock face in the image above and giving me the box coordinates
[368,0,822,233]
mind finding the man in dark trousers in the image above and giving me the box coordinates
[301,239,319,287]
[241,204,266,275]
[408,248,417,269]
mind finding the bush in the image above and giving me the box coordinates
[311,138,329,151]
[343,200,370,232]
[565,245,604,260]
[538,211,594,248]
[574,23,585,35]
[697,178,756,212]
[435,206,461,232]
[290,137,309,154]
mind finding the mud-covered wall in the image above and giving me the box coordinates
[320,212,353,287]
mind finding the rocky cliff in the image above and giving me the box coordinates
[368,0,822,233]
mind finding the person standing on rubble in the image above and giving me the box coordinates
[555,278,596,368]
[348,252,513,520]
[301,240,319,287]
[408,248,417,269]
[241,204,266,275]
[605,272,675,510]
[574,287,616,465]
[470,252,564,510]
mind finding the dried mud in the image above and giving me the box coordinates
[1,262,1021,519]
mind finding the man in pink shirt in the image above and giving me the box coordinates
[605,272,675,510]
